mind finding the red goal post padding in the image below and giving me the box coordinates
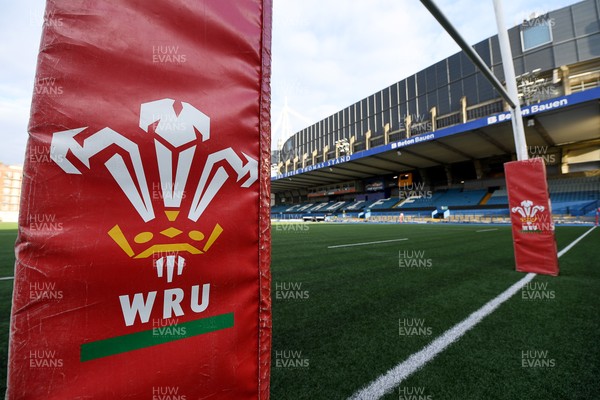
[505,158,559,276]
[7,1,272,398]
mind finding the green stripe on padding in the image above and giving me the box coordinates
[80,312,234,362]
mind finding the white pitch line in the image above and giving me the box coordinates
[557,225,596,258]
[347,273,536,400]
[328,238,408,249]
[348,225,596,400]
[0,276,14,281]
[476,228,498,232]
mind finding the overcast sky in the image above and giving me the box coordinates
[0,0,578,165]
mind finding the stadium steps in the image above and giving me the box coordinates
[479,192,493,205]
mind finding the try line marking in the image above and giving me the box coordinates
[0,276,14,281]
[348,225,597,400]
[328,238,408,249]
[476,228,498,232]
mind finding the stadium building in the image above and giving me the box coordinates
[271,0,600,223]
[0,163,22,223]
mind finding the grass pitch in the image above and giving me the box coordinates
[1,223,599,398]
[0,223,17,396]
[270,223,600,399]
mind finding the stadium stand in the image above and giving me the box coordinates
[271,0,599,226]
[397,189,487,209]
[271,172,600,224]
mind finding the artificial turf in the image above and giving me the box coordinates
[0,223,598,399]
[0,223,17,396]
[270,223,599,399]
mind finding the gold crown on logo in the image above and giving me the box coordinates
[520,216,538,223]
[107,212,223,283]
[108,213,222,260]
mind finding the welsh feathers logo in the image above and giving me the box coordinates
[49,99,252,361]
[50,98,257,282]
[511,199,549,232]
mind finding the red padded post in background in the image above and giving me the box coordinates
[505,158,559,276]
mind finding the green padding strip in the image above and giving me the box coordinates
[81,312,234,362]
